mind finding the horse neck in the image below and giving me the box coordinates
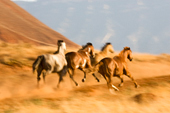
[55,46,65,56]
[79,47,90,56]
[101,46,111,55]
[118,50,128,62]
[101,47,109,54]
[82,47,90,53]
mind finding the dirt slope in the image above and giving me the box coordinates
[0,0,79,48]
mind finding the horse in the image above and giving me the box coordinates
[92,47,139,91]
[32,40,67,88]
[91,42,114,66]
[65,42,99,86]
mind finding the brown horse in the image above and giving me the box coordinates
[91,42,114,66]
[65,42,99,86]
[92,47,139,91]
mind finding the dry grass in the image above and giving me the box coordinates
[0,42,170,113]
[1,79,170,113]
[0,41,77,68]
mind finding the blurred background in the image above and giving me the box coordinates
[0,1,170,112]
[11,0,170,54]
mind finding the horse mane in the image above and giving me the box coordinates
[118,46,131,56]
[80,42,93,50]
[124,46,130,50]
[58,40,64,43]
[57,40,64,46]
[101,42,111,51]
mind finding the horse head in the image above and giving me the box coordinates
[82,42,95,58]
[58,40,66,51]
[101,42,114,53]
[107,43,114,53]
[124,47,133,61]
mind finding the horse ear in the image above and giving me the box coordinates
[87,42,93,46]
[57,40,64,46]
[124,47,130,50]
[106,42,111,45]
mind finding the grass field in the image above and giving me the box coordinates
[0,42,170,113]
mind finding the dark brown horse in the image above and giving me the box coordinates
[65,42,99,86]
[92,47,139,91]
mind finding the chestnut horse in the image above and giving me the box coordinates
[32,40,67,88]
[92,47,139,91]
[91,42,114,66]
[65,42,99,86]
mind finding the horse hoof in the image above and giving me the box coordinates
[119,84,123,87]
[82,79,85,82]
[109,89,117,95]
[135,84,140,88]
[115,88,119,91]
[112,85,119,91]
[97,79,100,82]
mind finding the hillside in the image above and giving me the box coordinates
[0,0,79,48]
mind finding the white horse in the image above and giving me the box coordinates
[32,40,67,88]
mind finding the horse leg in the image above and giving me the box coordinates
[79,68,86,82]
[102,74,110,88]
[56,66,67,88]
[92,73,100,82]
[57,75,63,88]
[68,68,79,86]
[81,69,100,82]
[101,73,117,91]
[37,68,42,88]
[118,75,124,87]
[107,74,119,91]
[125,71,139,88]
[43,72,46,84]
[102,74,118,94]
[85,60,100,82]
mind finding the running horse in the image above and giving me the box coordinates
[91,42,114,66]
[32,40,67,88]
[65,42,99,86]
[92,47,139,91]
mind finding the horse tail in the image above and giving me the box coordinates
[94,61,103,71]
[65,53,74,69]
[85,60,103,73]
[114,60,119,69]
[113,60,120,74]
[32,55,43,73]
